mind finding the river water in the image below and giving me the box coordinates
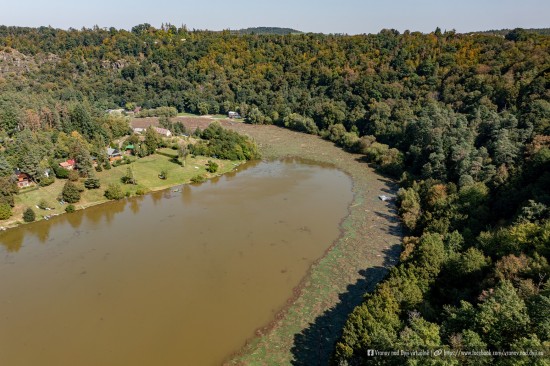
[0,159,353,366]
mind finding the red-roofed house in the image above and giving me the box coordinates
[59,159,76,170]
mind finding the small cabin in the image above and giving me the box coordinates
[14,170,32,188]
[107,148,122,162]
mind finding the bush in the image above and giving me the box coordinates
[283,113,319,135]
[0,202,12,220]
[363,142,404,177]
[38,199,49,209]
[190,174,207,184]
[52,165,69,179]
[84,177,101,189]
[121,167,137,184]
[62,181,81,203]
[158,169,168,180]
[38,176,55,187]
[0,194,14,208]
[65,204,75,213]
[135,187,148,196]
[23,207,36,222]
[104,183,125,200]
[68,170,79,181]
[206,160,218,173]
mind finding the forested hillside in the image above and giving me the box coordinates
[0,24,549,364]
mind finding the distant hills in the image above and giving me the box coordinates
[231,27,302,35]
[229,26,550,37]
[475,27,550,36]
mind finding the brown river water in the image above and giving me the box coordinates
[0,159,353,366]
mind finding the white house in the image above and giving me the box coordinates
[153,127,172,137]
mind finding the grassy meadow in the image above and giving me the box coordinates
[5,153,239,228]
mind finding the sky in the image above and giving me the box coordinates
[1,0,548,34]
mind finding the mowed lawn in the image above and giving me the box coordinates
[7,153,239,226]
[96,152,236,195]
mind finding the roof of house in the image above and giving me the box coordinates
[153,127,171,135]
[14,169,30,179]
[59,159,76,167]
[107,148,121,156]
[125,144,135,149]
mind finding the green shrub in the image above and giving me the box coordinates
[68,170,79,181]
[62,181,81,203]
[104,183,125,200]
[363,142,404,177]
[65,204,75,213]
[0,203,12,220]
[84,177,101,189]
[23,207,36,222]
[121,166,137,184]
[75,182,85,192]
[0,195,14,208]
[283,113,319,135]
[135,187,148,196]
[52,165,69,179]
[38,176,55,187]
[190,174,207,184]
[206,160,218,173]
[38,199,49,210]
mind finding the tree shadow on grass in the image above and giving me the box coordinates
[290,244,400,366]
[374,210,403,237]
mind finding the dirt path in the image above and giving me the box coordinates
[180,119,403,365]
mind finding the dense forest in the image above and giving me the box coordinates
[0,24,549,364]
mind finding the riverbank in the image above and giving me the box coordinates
[2,153,241,230]
[224,122,403,365]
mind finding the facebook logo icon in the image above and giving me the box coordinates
[367,349,375,356]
